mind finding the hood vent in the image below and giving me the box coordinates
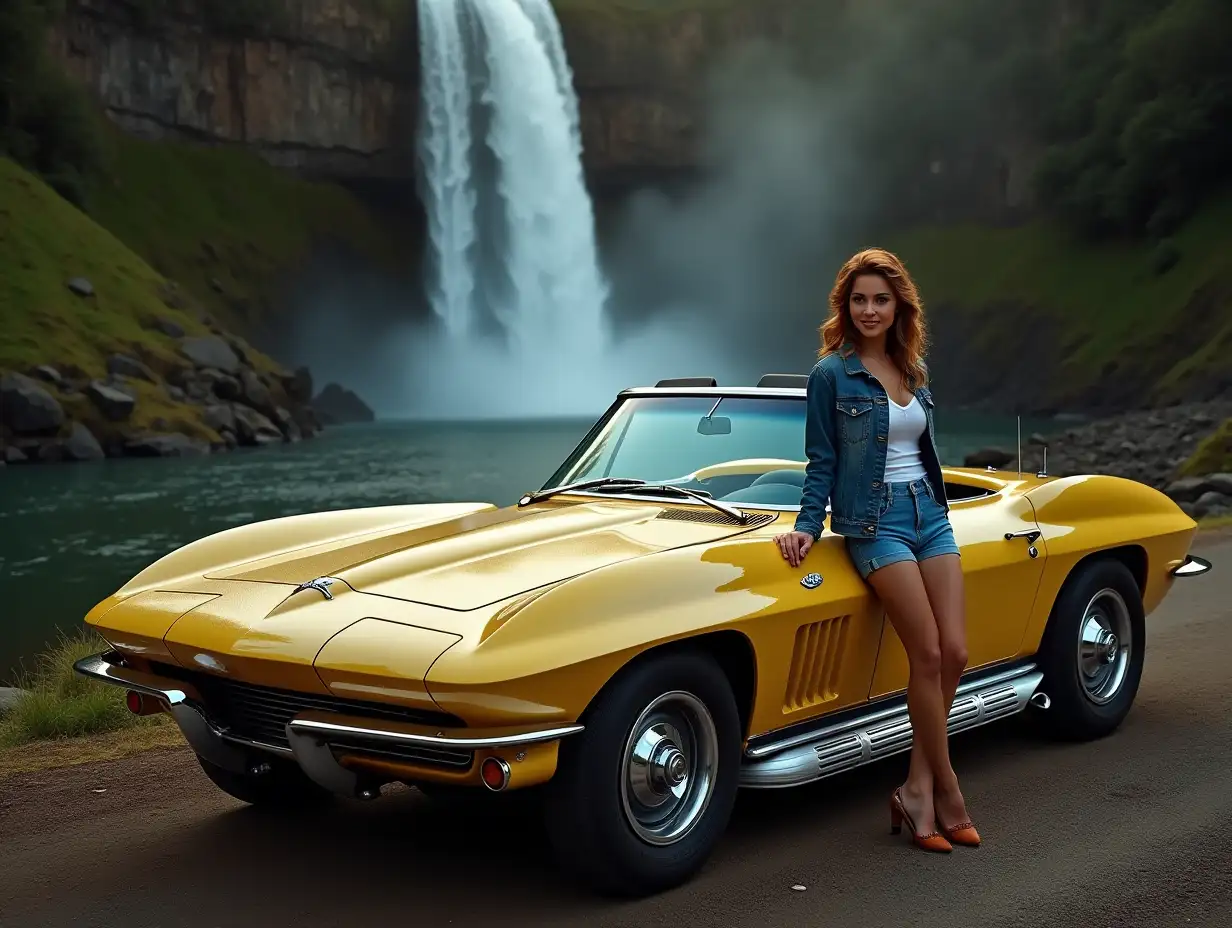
[655,508,775,528]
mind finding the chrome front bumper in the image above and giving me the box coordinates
[73,651,584,798]
[1171,553,1213,578]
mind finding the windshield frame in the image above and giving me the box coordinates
[540,386,814,513]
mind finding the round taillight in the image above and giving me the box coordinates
[125,690,143,714]
[480,757,511,792]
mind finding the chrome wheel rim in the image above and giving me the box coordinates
[1076,588,1132,705]
[619,691,718,847]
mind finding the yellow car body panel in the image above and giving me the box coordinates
[78,397,1206,797]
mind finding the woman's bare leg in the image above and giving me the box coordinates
[919,553,972,828]
[865,560,955,833]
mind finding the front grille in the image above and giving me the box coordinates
[151,662,464,752]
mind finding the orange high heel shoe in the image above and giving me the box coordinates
[889,788,952,853]
[940,819,981,847]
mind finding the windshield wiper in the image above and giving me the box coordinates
[518,477,647,507]
[519,477,749,523]
[590,482,749,523]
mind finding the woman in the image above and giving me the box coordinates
[774,247,978,854]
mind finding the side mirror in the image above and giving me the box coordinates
[697,416,731,435]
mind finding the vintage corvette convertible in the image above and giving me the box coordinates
[75,375,1212,895]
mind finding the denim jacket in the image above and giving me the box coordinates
[793,346,948,540]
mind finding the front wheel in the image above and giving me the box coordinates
[1033,557,1146,741]
[543,650,742,897]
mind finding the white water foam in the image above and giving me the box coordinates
[416,0,608,359]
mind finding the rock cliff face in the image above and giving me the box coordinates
[48,0,814,191]
[50,0,416,181]
[556,0,804,186]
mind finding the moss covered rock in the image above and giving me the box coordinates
[1180,418,1232,477]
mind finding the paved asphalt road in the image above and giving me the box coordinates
[3,534,1230,928]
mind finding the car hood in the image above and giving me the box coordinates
[208,499,764,610]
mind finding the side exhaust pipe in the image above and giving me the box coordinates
[1029,691,1051,710]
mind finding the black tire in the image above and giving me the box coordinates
[543,649,742,898]
[1033,557,1146,741]
[195,753,335,809]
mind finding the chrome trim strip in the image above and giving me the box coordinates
[74,652,251,773]
[619,386,806,398]
[739,667,1045,789]
[746,662,1040,760]
[286,715,584,750]
[1171,554,1212,578]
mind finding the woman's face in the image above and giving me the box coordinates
[848,273,897,341]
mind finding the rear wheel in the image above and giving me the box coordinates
[1033,557,1146,741]
[543,650,741,897]
[195,753,335,809]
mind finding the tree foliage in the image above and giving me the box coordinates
[1035,0,1232,239]
[0,0,105,206]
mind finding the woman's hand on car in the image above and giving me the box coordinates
[774,531,814,568]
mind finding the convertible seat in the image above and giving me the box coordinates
[750,469,806,487]
[720,483,803,505]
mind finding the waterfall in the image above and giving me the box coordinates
[415,0,608,357]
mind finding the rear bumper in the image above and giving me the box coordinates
[73,651,583,797]
[1171,553,1213,578]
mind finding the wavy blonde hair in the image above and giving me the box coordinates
[819,247,929,389]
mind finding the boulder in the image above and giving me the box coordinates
[0,372,65,434]
[124,434,211,457]
[232,405,284,445]
[206,370,243,402]
[4,445,28,464]
[1165,476,1209,503]
[240,369,275,417]
[180,335,240,373]
[66,276,94,297]
[0,686,30,716]
[1193,491,1230,519]
[273,406,302,442]
[63,422,105,461]
[1206,473,1232,496]
[282,366,314,404]
[312,382,375,425]
[151,316,185,338]
[31,365,62,386]
[86,380,136,421]
[203,404,237,435]
[106,354,156,382]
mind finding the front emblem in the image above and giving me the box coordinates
[293,576,339,600]
[801,572,823,589]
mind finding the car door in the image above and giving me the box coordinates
[867,486,1047,699]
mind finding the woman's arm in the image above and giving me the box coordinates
[793,363,838,540]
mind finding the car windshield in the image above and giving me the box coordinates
[542,395,809,508]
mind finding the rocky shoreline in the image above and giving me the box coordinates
[963,400,1232,520]
[1,329,374,466]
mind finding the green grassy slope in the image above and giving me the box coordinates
[0,154,210,378]
[80,128,400,334]
[889,193,1232,411]
[0,125,399,376]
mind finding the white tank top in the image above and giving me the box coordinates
[884,394,928,483]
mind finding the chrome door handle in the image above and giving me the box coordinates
[1004,529,1041,543]
[1004,528,1041,558]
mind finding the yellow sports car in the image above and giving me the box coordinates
[75,375,1212,896]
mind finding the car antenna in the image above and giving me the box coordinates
[1017,415,1022,478]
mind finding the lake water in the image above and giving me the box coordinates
[0,412,1042,681]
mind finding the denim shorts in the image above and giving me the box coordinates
[844,476,960,580]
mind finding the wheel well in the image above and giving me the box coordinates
[1085,544,1148,596]
[1039,543,1148,647]
[584,631,758,738]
